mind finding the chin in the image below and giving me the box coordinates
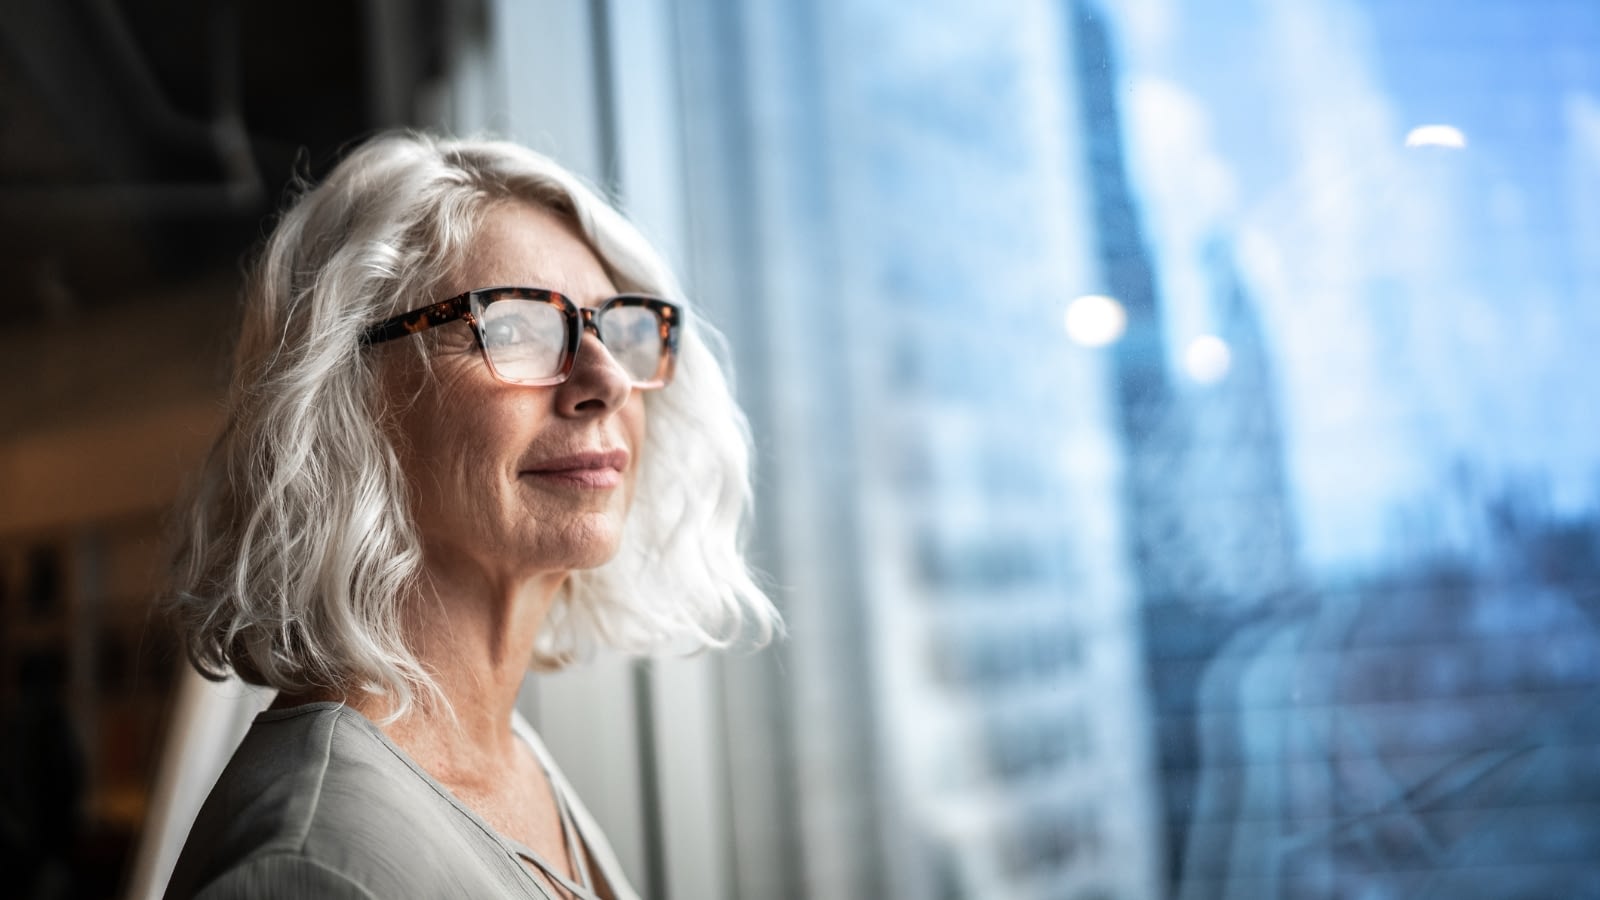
[537,514,628,571]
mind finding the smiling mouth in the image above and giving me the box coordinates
[521,450,628,489]
[523,467,623,489]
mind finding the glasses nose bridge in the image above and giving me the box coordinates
[577,306,602,339]
[571,306,627,378]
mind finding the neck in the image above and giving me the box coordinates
[342,562,569,774]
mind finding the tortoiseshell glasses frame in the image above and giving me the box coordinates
[361,286,681,389]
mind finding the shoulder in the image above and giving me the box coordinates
[187,703,407,846]
[166,704,509,899]
[190,854,378,900]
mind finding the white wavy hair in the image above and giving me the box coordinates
[169,132,778,712]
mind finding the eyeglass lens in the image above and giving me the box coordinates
[477,298,665,384]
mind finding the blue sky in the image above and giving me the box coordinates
[1103,0,1600,570]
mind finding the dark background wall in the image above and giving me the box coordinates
[0,3,467,896]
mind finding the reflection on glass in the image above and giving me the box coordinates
[1404,123,1469,148]
[681,0,1600,896]
[1182,335,1232,384]
[1064,294,1129,347]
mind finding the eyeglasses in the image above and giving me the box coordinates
[361,287,681,389]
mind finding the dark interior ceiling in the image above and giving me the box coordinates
[0,0,463,323]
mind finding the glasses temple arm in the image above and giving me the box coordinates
[360,293,474,345]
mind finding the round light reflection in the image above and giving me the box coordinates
[1184,335,1232,384]
[1064,294,1127,347]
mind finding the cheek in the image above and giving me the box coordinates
[430,403,524,502]
[624,399,650,496]
[397,381,519,525]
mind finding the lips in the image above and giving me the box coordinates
[521,449,629,488]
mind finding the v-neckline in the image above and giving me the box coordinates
[269,702,602,899]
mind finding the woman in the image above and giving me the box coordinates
[162,132,778,899]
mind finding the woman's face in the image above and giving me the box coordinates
[385,202,647,586]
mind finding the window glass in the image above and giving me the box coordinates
[673,1,1600,897]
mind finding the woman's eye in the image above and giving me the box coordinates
[483,320,516,345]
[484,316,534,347]
[481,302,563,354]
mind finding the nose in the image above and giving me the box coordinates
[554,327,632,416]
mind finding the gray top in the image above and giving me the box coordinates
[162,702,639,900]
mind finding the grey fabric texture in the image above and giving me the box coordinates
[163,702,635,900]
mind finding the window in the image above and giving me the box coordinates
[653,1,1600,897]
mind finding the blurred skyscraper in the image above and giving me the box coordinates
[674,0,1168,896]
[1070,0,1302,884]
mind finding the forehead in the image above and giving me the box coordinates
[450,201,618,302]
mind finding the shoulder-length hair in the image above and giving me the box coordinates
[168,132,778,713]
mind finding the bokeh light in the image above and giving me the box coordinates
[1404,124,1468,148]
[1184,334,1232,383]
[1064,294,1128,347]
